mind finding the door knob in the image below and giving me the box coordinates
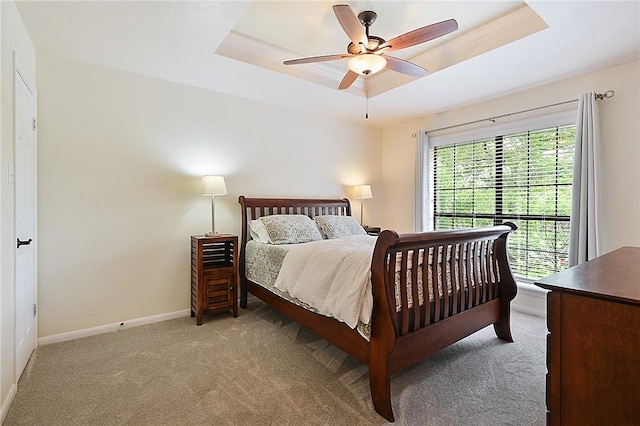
[17,238,32,249]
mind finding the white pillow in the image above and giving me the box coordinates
[258,215,323,245]
[248,219,270,243]
[314,215,366,239]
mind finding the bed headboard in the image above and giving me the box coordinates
[238,196,351,242]
[239,196,351,220]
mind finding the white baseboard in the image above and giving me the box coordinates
[36,284,544,345]
[512,282,547,318]
[1,383,17,423]
[38,309,191,346]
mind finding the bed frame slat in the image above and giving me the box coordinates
[411,249,421,331]
[450,244,458,316]
[420,248,431,327]
[399,251,409,335]
[431,246,440,323]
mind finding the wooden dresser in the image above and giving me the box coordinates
[535,247,640,426]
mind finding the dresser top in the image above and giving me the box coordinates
[535,246,640,306]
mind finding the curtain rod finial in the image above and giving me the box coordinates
[595,90,615,100]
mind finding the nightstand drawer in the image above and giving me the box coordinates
[204,270,234,309]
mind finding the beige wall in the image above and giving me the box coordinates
[36,54,383,338]
[381,60,640,255]
[1,0,36,418]
[31,57,640,340]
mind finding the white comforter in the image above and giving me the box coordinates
[274,235,377,328]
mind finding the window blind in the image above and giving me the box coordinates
[432,124,576,280]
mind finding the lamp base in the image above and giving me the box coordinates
[205,231,219,237]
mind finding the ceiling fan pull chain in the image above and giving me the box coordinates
[365,80,369,119]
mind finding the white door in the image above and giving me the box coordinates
[14,66,37,377]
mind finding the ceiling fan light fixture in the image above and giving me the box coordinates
[348,54,387,75]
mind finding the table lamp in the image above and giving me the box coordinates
[201,176,227,235]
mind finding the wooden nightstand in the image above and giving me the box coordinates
[191,234,238,325]
[363,226,381,236]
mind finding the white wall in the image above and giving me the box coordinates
[0,0,36,419]
[381,60,640,255]
[36,54,383,338]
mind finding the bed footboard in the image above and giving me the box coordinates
[368,224,518,421]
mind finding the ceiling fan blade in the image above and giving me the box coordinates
[333,5,367,49]
[338,70,359,90]
[380,19,458,52]
[284,54,351,65]
[384,56,428,77]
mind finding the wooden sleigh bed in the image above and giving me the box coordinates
[238,196,518,422]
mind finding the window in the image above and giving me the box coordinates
[431,123,576,280]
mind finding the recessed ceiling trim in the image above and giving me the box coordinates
[369,4,549,97]
[216,31,365,92]
[218,3,547,99]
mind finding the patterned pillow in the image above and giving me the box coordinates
[314,215,366,239]
[259,215,323,245]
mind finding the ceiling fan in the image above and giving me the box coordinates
[283,4,458,90]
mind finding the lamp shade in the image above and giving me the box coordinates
[348,54,387,75]
[201,176,227,195]
[354,184,373,199]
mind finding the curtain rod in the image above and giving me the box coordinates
[419,90,615,136]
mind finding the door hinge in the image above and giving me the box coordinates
[33,303,37,317]
[33,118,36,131]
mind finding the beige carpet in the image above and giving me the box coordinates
[4,297,546,425]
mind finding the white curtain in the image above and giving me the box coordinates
[568,92,601,266]
[414,130,432,232]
